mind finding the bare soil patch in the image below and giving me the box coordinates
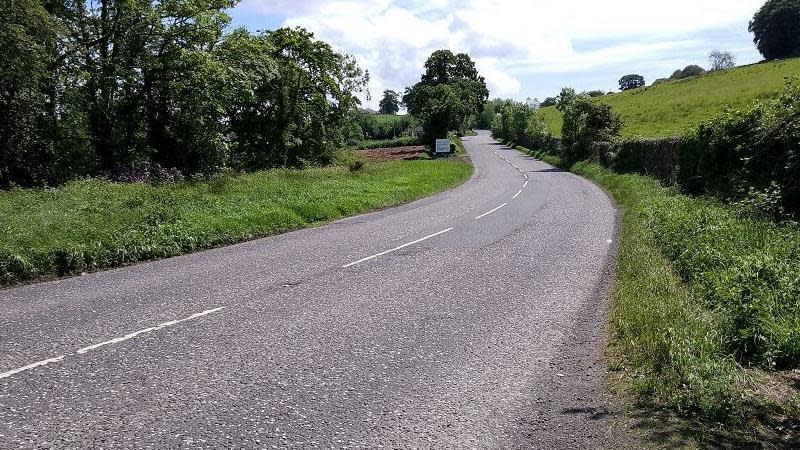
[359,146,427,162]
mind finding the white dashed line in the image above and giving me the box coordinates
[1,307,225,381]
[512,189,523,199]
[0,356,66,380]
[77,307,225,354]
[475,203,508,220]
[342,228,454,268]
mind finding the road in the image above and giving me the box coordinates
[0,131,622,448]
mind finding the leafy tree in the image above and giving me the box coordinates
[586,90,605,97]
[618,74,645,91]
[681,65,707,78]
[709,50,736,71]
[226,27,368,169]
[404,50,488,145]
[749,0,800,60]
[557,88,621,162]
[0,0,58,187]
[1,1,371,187]
[541,97,557,107]
[379,90,400,115]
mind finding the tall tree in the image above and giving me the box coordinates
[618,74,645,91]
[0,0,59,187]
[379,90,400,115]
[404,50,488,144]
[749,0,800,60]
[709,50,736,71]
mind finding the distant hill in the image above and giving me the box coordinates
[539,57,800,138]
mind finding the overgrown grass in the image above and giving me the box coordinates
[518,143,800,429]
[540,58,800,138]
[0,157,471,286]
[568,160,800,425]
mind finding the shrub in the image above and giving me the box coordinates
[678,77,800,217]
[557,89,621,163]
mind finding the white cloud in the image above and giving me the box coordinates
[235,0,765,106]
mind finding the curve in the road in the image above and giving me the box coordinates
[0,131,624,448]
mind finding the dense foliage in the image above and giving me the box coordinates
[557,88,621,163]
[356,114,414,141]
[378,90,400,115]
[0,0,368,188]
[749,0,800,60]
[679,78,800,217]
[403,50,488,145]
[618,74,645,91]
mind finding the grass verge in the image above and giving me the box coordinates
[0,156,472,286]
[516,144,800,445]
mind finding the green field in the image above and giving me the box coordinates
[0,156,471,285]
[540,57,800,138]
[370,114,411,124]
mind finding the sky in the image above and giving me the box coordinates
[228,0,765,110]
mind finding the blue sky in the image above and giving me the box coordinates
[228,0,763,109]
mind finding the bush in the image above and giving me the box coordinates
[678,78,800,217]
[557,89,621,163]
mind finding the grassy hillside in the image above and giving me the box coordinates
[540,58,800,138]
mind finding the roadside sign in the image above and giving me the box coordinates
[435,139,451,154]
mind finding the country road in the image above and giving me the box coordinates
[0,131,622,448]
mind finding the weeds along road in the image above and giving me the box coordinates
[0,131,621,448]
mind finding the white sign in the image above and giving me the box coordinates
[435,139,451,154]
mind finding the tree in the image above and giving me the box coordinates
[749,0,800,60]
[709,50,736,71]
[557,88,621,163]
[0,0,59,187]
[681,65,707,78]
[379,90,400,115]
[540,97,557,107]
[404,50,488,145]
[618,74,645,91]
[226,27,368,169]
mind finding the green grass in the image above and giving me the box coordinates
[370,114,411,125]
[518,143,800,439]
[540,58,800,138]
[570,161,800,443]
[0,157,472,286]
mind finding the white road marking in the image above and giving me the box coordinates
[342,228,454,268]
[523,181,529,188]
[0,356,65,380]
[475,203,508,220]
[512,189,523,199]
[77,307,225,354]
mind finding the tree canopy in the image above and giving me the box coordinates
[403,50,488,145]
[0,1,368,187]
[618,74,646,91]
[379,90,400,115]
[749,0,800,60]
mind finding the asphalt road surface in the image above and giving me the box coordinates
[0,131,623,448]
